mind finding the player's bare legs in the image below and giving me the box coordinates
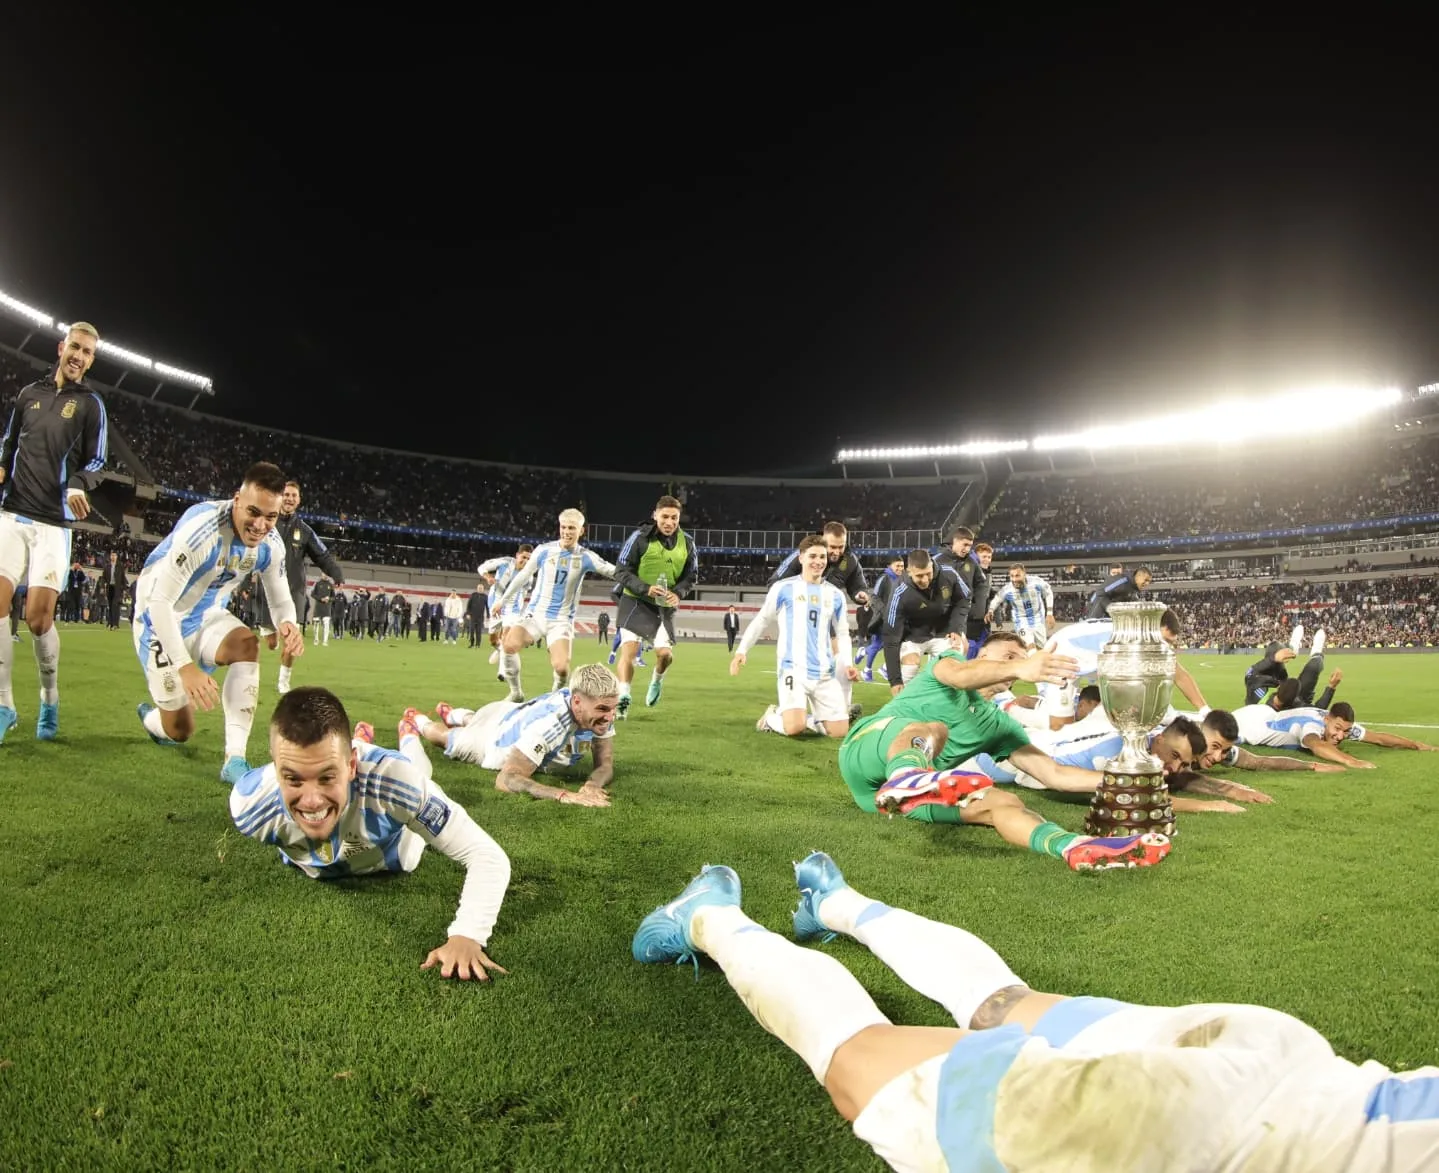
[547,637,572,691]
[0,581,63,739]
[499,625,533,700]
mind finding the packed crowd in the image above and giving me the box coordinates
[986,443,1439,547]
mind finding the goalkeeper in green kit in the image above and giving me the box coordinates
[838,632,1172,871]
[610,496,698,718]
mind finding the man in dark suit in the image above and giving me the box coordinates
[723,605,741,652]
[65,561,87,623]
[466,585,489,648]
[103,551,128,629]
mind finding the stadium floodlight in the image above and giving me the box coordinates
[1419,382,1439,397]
[154,362,213,391]
[0,289,53,329]
[1032,386,1405,452]
[59,325,156,371]
[836,439,1029,462]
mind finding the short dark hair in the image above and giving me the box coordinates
[1203,709,1240,742]
[242,462,287,496]
[799,534,827,555]
[950,526,974,543]
[1009,563,1026,573]
[1165,715,1206,759]
[906,549,932,570]
[983,631,1025,652]
[1160,608,1180,634]
[822,521,847,539]
[1273,679,1300,709]
[270,686,351,747]
[1329,701,1356,722]
[517,543,534,555]
[655,495,681,512]
[1079,685,1102,704]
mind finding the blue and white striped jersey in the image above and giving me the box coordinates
[1233,704,1366,749]
[496,541,617,623]
[738,577,851,681]
[134,500,293,671]
[489,688,614,769]
[229,743,510,945]
[479,556,527,621]
[989,576,1054,633]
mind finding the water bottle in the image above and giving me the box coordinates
[654,573,671,608]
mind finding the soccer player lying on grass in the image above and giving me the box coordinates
[402,662,619,807]
[1232,700,1438,769]
[837,632,1174,871]
[230,687,511,980]
[634,854,1439,1172]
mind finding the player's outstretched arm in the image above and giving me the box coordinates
[583,738,614,795]
[933,646,1079,693]
[1169,771,1275,803]
[1301,734,1375,768]
[1359,729,1437,750]
[1231,747,1339,773]
[1006,745,1099,793]
[494,749,609,806]
[1172,662,1206,710]
[412,787,513,980]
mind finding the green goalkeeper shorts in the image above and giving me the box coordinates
[838,714,902,811]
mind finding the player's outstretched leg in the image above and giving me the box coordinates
[633,864,892,1088]
[793,852,1028,1028]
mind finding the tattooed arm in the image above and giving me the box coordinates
[494,749,610,807]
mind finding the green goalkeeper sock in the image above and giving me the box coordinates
[885,748,930,778]
[1029,821,1083,860]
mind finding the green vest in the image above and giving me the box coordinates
[625,530,689,599]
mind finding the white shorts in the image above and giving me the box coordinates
[443,700,517,769]
[777,672,847,722]
[900,637,953,662]
[1012,625,1048,650]
[619,625,672,650]
[0,511,73,593]
[133,608,248,711]
[510,614,574,645]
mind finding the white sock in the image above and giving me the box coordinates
[0,619,12,707]
[488,649,499,664]
[33,626,59,704]
[143,706,167,740]
[1042,681,1076,722]
[765,706,789,735]
[817,887,1024,1027]
[839,673,853,710]
[322,618,330,645]
[411,714,435,735]
[690,904,890,1083]
[277,665,292,690]
[446,708,473,728]
[501,652,522,694]
[618,682,632,700]
[221,661,260,761]
[551,672,564,692]
[805,713,827,735]
[399,733,433,779]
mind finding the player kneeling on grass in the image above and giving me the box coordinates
[231,686,511,980]
[133,461,304,785]
[838,632,1170,871]
[405,661,619,807]
[634,854,1439,1172]
[731,534,860,738]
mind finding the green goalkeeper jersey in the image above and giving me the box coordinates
[839,650,1031,810]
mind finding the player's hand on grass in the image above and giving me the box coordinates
[1016,647,1080,685]
[180,663,220,711]
[279,621,305,658]
[1186,799,1247,814]
[729,653,746,675]
[421,936,508,981]
[1348,759,1378,769]
[1207,779,1274,804]
[1312,762,1346,773]
[66,489,91,520]
[562,785,610,808]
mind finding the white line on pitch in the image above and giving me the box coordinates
[1364,723,1439,730]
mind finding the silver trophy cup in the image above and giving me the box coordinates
[1086,601,1178,837]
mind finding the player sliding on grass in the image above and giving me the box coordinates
[132,461,304,784]
[837,632,1171,871]
[1231,700,1438,768]
[634,854,1439,1172]
[230,687,511,980]
[404,661,619,807]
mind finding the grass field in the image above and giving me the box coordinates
[3,628,1439,1170]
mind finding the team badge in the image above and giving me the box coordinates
[416,797,451,837]
[534,742,547,758]
[61,401,77,419]
[315,841,335,864]
[175,552,188,570]
[941,587,952,601]
[162,673,177,694]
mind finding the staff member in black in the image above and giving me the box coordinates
[769,520,869,605]
[466,585,489,648]
[256,480,345,694]
[723,605,741,652]
[882,550,967,694]
[1084,566,1152,619]
[102,551,128,629]
[0,321,109,745]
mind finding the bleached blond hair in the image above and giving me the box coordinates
[67,321,100,340]
[569,662,619,699]
[559,508,586,528]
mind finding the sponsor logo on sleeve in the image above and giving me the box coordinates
[416,797,452,837]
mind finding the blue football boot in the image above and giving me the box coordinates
[793,851,851,944]
[632,865,742,975]
[36,702,59,741]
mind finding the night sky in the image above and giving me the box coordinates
[3,21,1436,475]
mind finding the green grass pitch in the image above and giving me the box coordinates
[2,629,1438,1170]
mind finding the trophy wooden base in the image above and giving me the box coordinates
[1085,771,1175,838]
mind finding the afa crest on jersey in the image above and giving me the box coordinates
[61,400,77,419]
[942,587,952,601]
